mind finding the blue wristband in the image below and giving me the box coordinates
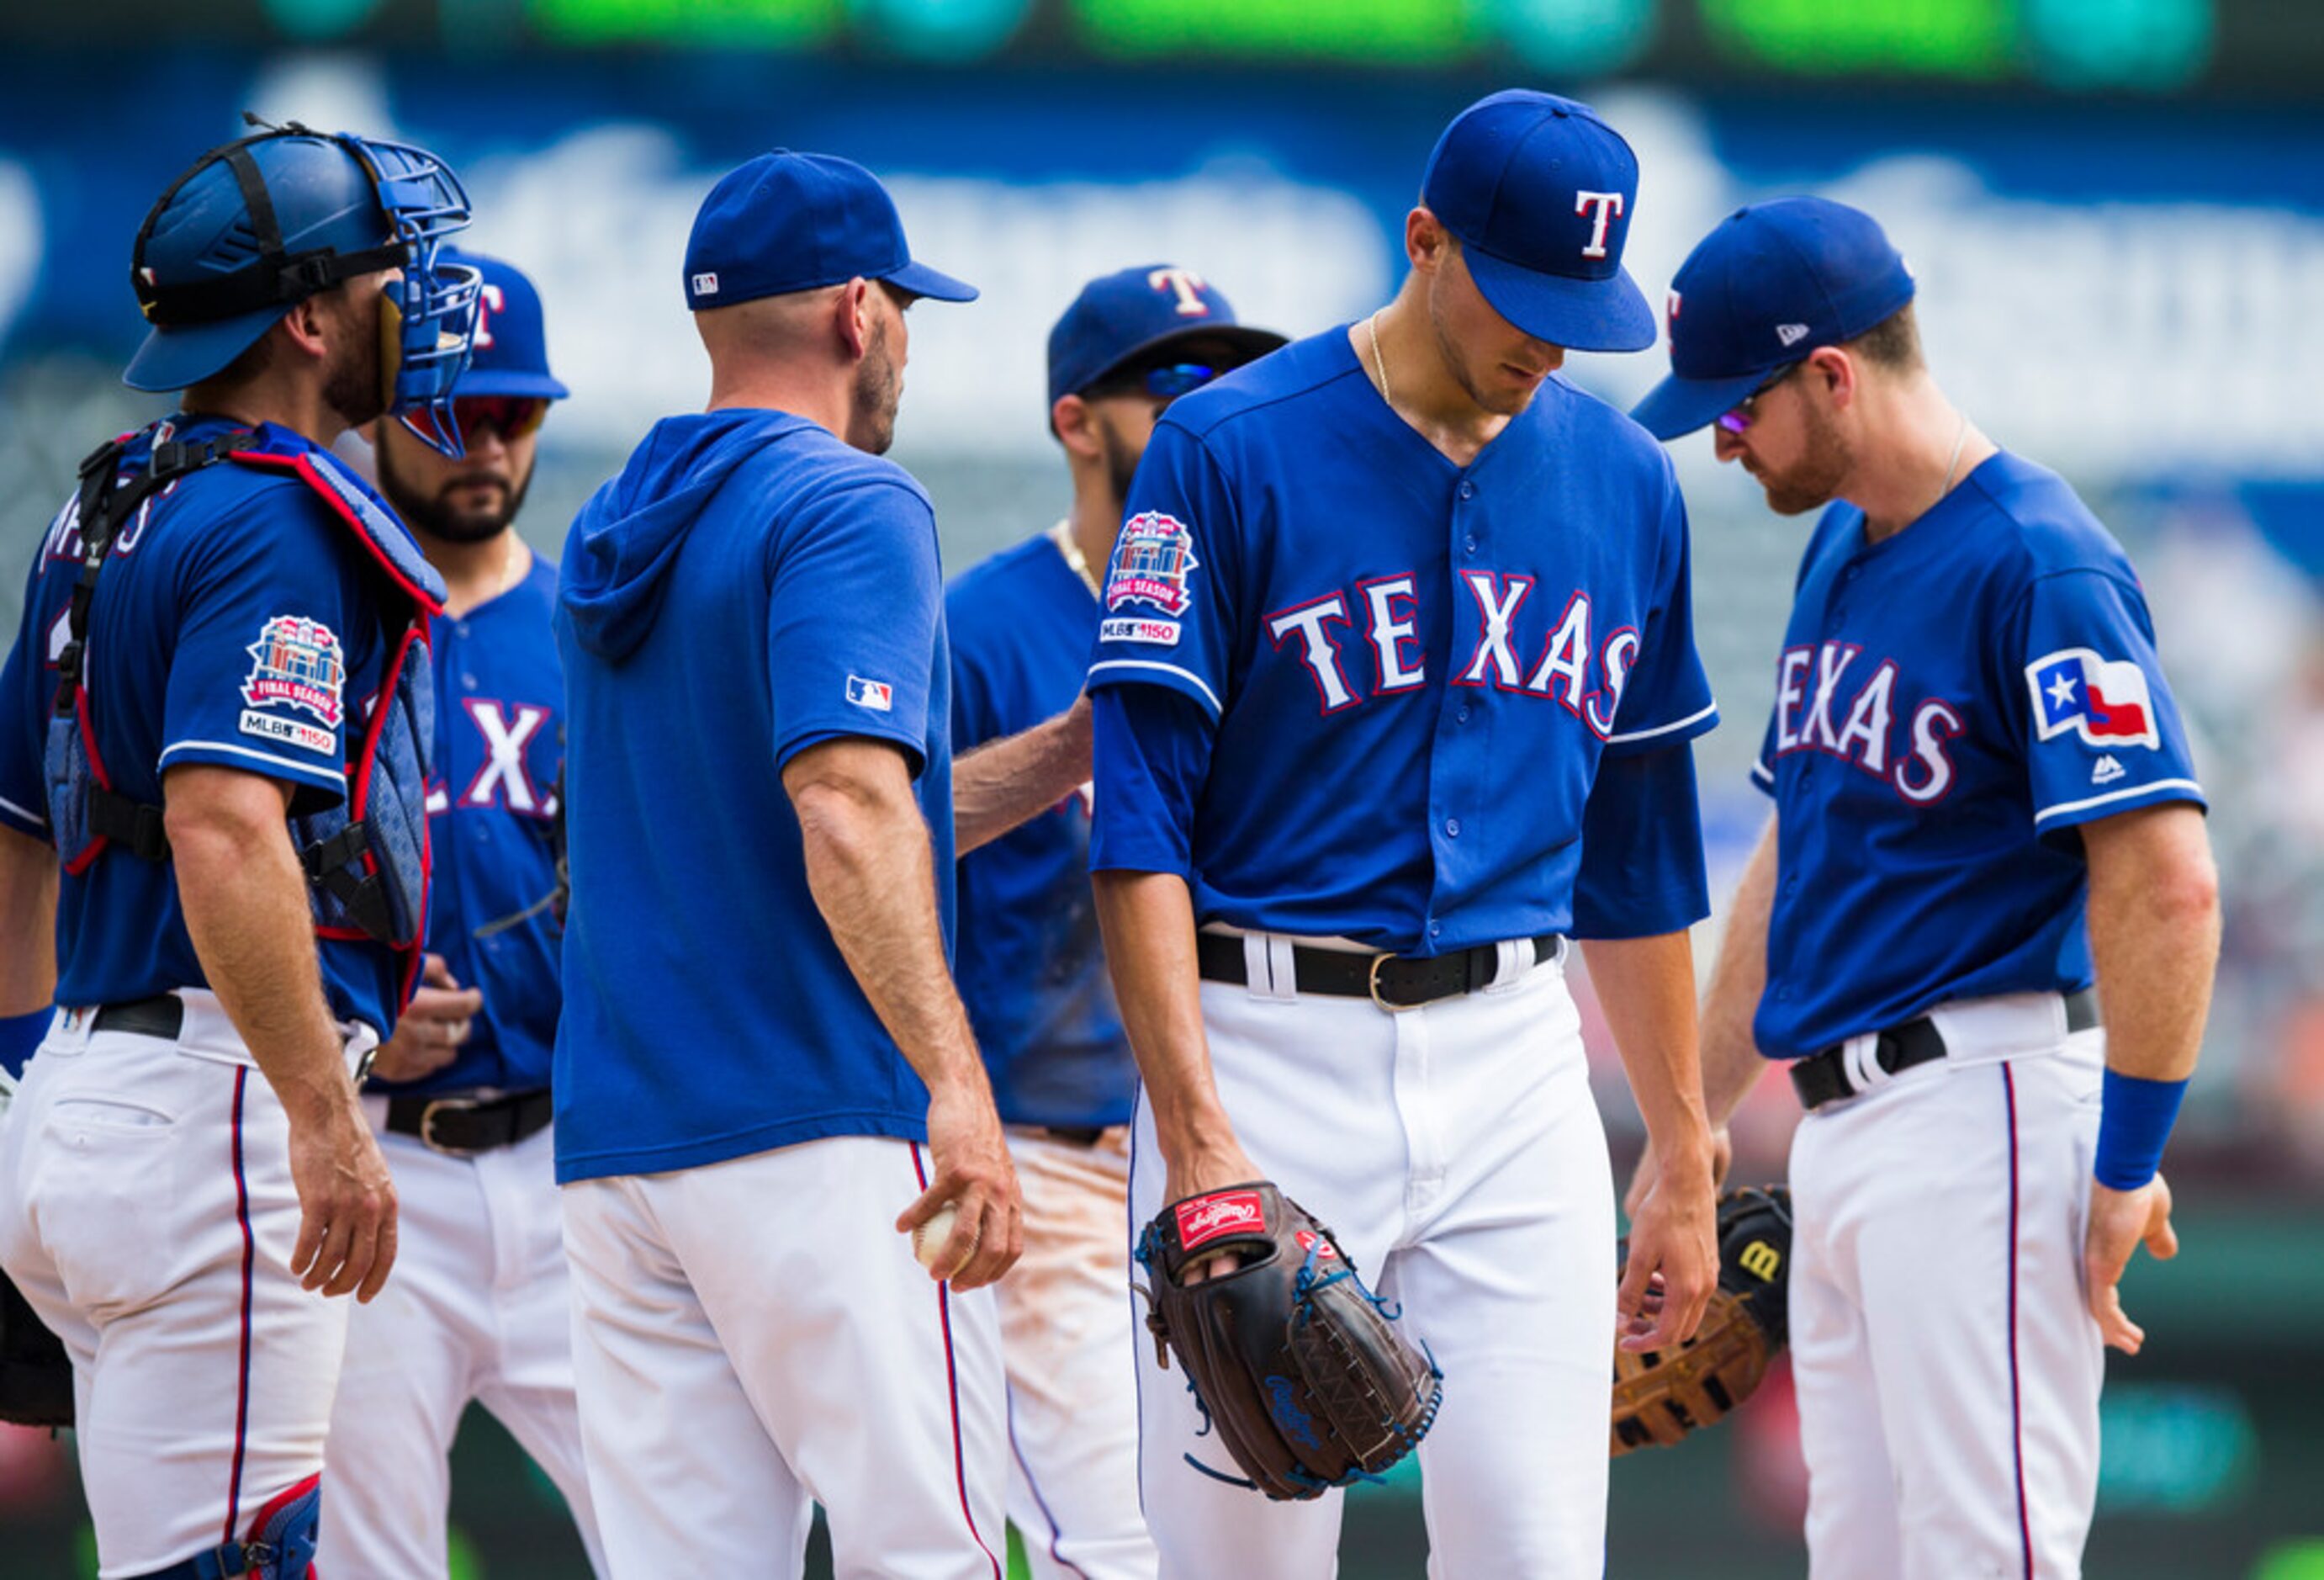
[0,1006,53,1082]
[2093,1069,2189,1190]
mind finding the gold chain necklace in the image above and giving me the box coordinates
[1046,520,1102,596]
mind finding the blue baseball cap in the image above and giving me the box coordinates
[1630,198,1917,441]
[443,248,569,401]
[1046,264,1287,408]
[682,151,975,313]
[1421,90,1655,354]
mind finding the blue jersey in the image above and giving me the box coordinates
[383,552,564,1097]
[1088,330,1717,951]
[948,530,1130,1130]
[1750,450,2206,1060]
[553,411,954,1185]
[0,417,414,1034]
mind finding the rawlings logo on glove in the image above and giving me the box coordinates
[1136,1181,1442,1501]
[1611,1185,1793,1456]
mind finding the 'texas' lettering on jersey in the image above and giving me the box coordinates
[426,699,555,817]
[1266,570,1637,736]
[1766,641,1964,803]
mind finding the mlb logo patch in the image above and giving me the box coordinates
[2026,648,2158,750]
[1104,512,1200,618]
[691,271,720,297]
[845,675,893,712]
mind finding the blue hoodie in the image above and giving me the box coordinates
[552,409,955,1184]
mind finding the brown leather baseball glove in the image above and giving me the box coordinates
[1611,1185,1792,1456]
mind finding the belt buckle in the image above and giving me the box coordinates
[1368,952,1419,1013]
[418,1098,482,1158]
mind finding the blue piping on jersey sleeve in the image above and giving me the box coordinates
[1571,744,1711,939]
[1088,685,1215,877]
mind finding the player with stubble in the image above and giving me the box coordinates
[1086,92,1721,1577]
[552,151,1092,1577]
[1628,197,2218,1577]
[946,264,1283,1580]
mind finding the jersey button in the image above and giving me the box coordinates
[460,672,479,692]
[1458,481,1475,501]
[1462,534,1478,554]
[1444,817,1461,837]
[1428,920,1443,939]
[1457,704,1473,724]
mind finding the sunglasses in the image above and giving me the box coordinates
[1715,362,1803,434]
[454,395,549,443]
[1089,363,1221,403]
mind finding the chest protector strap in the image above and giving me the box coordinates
[47,425,443,999]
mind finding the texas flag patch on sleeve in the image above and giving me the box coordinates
[2025,648,2158,749]
[844,675,893,713]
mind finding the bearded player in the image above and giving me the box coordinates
[947,265,1282,1579]
[320,249,605,1576]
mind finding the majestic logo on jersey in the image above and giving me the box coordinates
[845,676,894,712]
[1176,1189,1265,1251]
[241,616,346,728]
[2026,649,2158,750]
[1147,268,1211,316]
[1105,512,1200,618]
[1575,190,1626,259]
[1769,642,1965,804]
[2092,754,2126,785]
[461,701,552,813]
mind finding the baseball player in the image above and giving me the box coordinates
[319,249,606,1576]
[1086,91,1723,1578]
[948,264,1284,1580]
[1628,197,2219,1577]
[0,123,479,1577]
[553,151,1094,1577]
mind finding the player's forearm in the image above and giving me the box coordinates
[953,694,1093,856]
[1581,930,1716,1180]
[789,748,987,1098]
[1093,869,1240,1169]
[2083,803,2218,1082]
[0,823,58,1015]
[163,767,358,1125]
[1697,816,1778,1126]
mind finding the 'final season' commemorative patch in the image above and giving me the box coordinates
[242,615,345,729]
[1104,512,1199,618]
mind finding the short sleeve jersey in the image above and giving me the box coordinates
[1086,330,1718,953]
[1751,449,2206,1060]
[0,416,410,1033]
[947,531,1131,1130]
[553,411,954,1185]
[382,552,564,1098]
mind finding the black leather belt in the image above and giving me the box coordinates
[385,1090,553,1156]
[1195,931,1561,1011]
[1791,988,2101,1112]
[90,994,185,1040]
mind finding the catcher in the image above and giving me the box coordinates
[1612,1186,1792,1456]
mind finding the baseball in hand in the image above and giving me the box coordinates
[914,1203,969,1270]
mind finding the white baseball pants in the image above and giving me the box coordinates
[995,1127,1157,1580]
[1129,937,1616,1580]
[1789,994,2107,1580]
[320,1105,606,1576]
[0,995,359,1577]
[559,1135,1008,1578]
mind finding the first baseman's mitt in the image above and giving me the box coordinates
[0,1269,72,1429]
[1136,1182,1442,1500]
[1610,1185,1792,1456]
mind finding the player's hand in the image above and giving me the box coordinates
[1619,1155,1718,1353]
[2084,1173,2178,1355]
[1163,1136,1264,1286]
[286,1095,399,1302]
[899,1074,1023,1291]
[1624,1124,1733,1220]
[367,954,481,1084]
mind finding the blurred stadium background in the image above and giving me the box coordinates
[3,1,2321,1574]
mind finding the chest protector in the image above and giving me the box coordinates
[43,424,446,1004]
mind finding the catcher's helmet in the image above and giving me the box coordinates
[124,119,482,455]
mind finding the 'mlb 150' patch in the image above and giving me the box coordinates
[242,615,345,728]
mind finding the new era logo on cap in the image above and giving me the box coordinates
[1777,322,1811,347]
